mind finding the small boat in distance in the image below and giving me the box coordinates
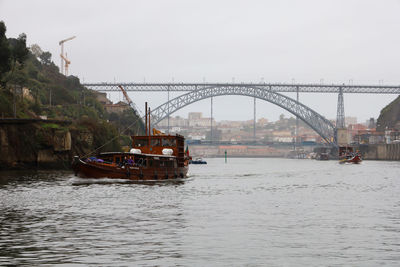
[339,146,362,164]
[313,146,331,160]
[315,152,329,160]
[72,103,190,181]
[190,157,207,164]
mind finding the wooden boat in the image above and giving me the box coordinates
[72,103,189,181]
[339,154,362,164]
[339,146,362,164]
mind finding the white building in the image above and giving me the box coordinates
[158,116,188,127]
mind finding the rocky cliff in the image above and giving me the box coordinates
[0,118,127,169]
[0,121,93,169]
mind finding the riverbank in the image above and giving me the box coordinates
[188,144,400,161]
[0,118,122,170]
[357,143,400,161]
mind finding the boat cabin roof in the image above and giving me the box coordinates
[98,152,176,158]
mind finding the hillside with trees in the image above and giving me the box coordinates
[376,96,400,131]
[0,21,144,169]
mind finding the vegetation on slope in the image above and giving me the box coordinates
[377,96,400,131]
[0,21,144,155]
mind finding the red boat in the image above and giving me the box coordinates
[72,103,189,181]
[339,146,362,164]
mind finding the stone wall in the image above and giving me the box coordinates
[358,143,400,160]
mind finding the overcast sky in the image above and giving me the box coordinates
[1,0,399,122]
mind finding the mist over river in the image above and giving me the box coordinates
[1,158,400,266]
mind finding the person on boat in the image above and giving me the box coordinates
[127,157,134,166]
[87,156,97,162]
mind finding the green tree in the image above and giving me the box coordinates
[39,51,52,65]
[0,21,11,83]
[9,33,29,70]
[0,22,29,86]
[30,44,43,57]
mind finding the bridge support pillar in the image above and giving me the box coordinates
[336,87,345,129]
[167,87,170,134]
[210,96,213,143]
[253,97,256,142]
[295,86,299,149]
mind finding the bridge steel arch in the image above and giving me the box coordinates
[150,85,337,146]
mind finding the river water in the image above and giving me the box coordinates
[1,158,400,266]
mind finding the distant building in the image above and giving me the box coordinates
[345,116,357,126]
[272,130,293,143]
[187,112,215,127]
[12,87,34,102]
[94,92,112,105]
[384,129,400,144]
[158,116,188,127]
[353,129,384,144]
[93,92,128,114]
[348,124,367,143]
[218,120,244,127]
[104,101,130,114]
[257,117,269,126]
[171,127,181,132]
[188,133,206,140]
[190,118,215,127]
[367,118,376,129]
[188,112,202,120]
[219,145,248,154]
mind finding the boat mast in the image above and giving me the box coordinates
[145,102,148,136]
[148,107,151,148]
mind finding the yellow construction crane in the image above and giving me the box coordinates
[59,36,76,75]
[60,53,71,76]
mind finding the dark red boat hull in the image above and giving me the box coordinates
[73,159,188,181]
[339,155,362,164]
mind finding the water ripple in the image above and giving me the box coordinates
[1,159,400,266]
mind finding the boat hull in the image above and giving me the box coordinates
[190,161,207,164]
[339,155,362,164]
[73,159,189,181]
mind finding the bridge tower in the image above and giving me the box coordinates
[295,86,299,149]
[336,87,345,129]
[210,96,213,143]
[253,97,256,142]
[335,86,350,146]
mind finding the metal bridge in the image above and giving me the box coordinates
[148,85,336,145]
[83,82,400,146]
[83,82,400,93]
